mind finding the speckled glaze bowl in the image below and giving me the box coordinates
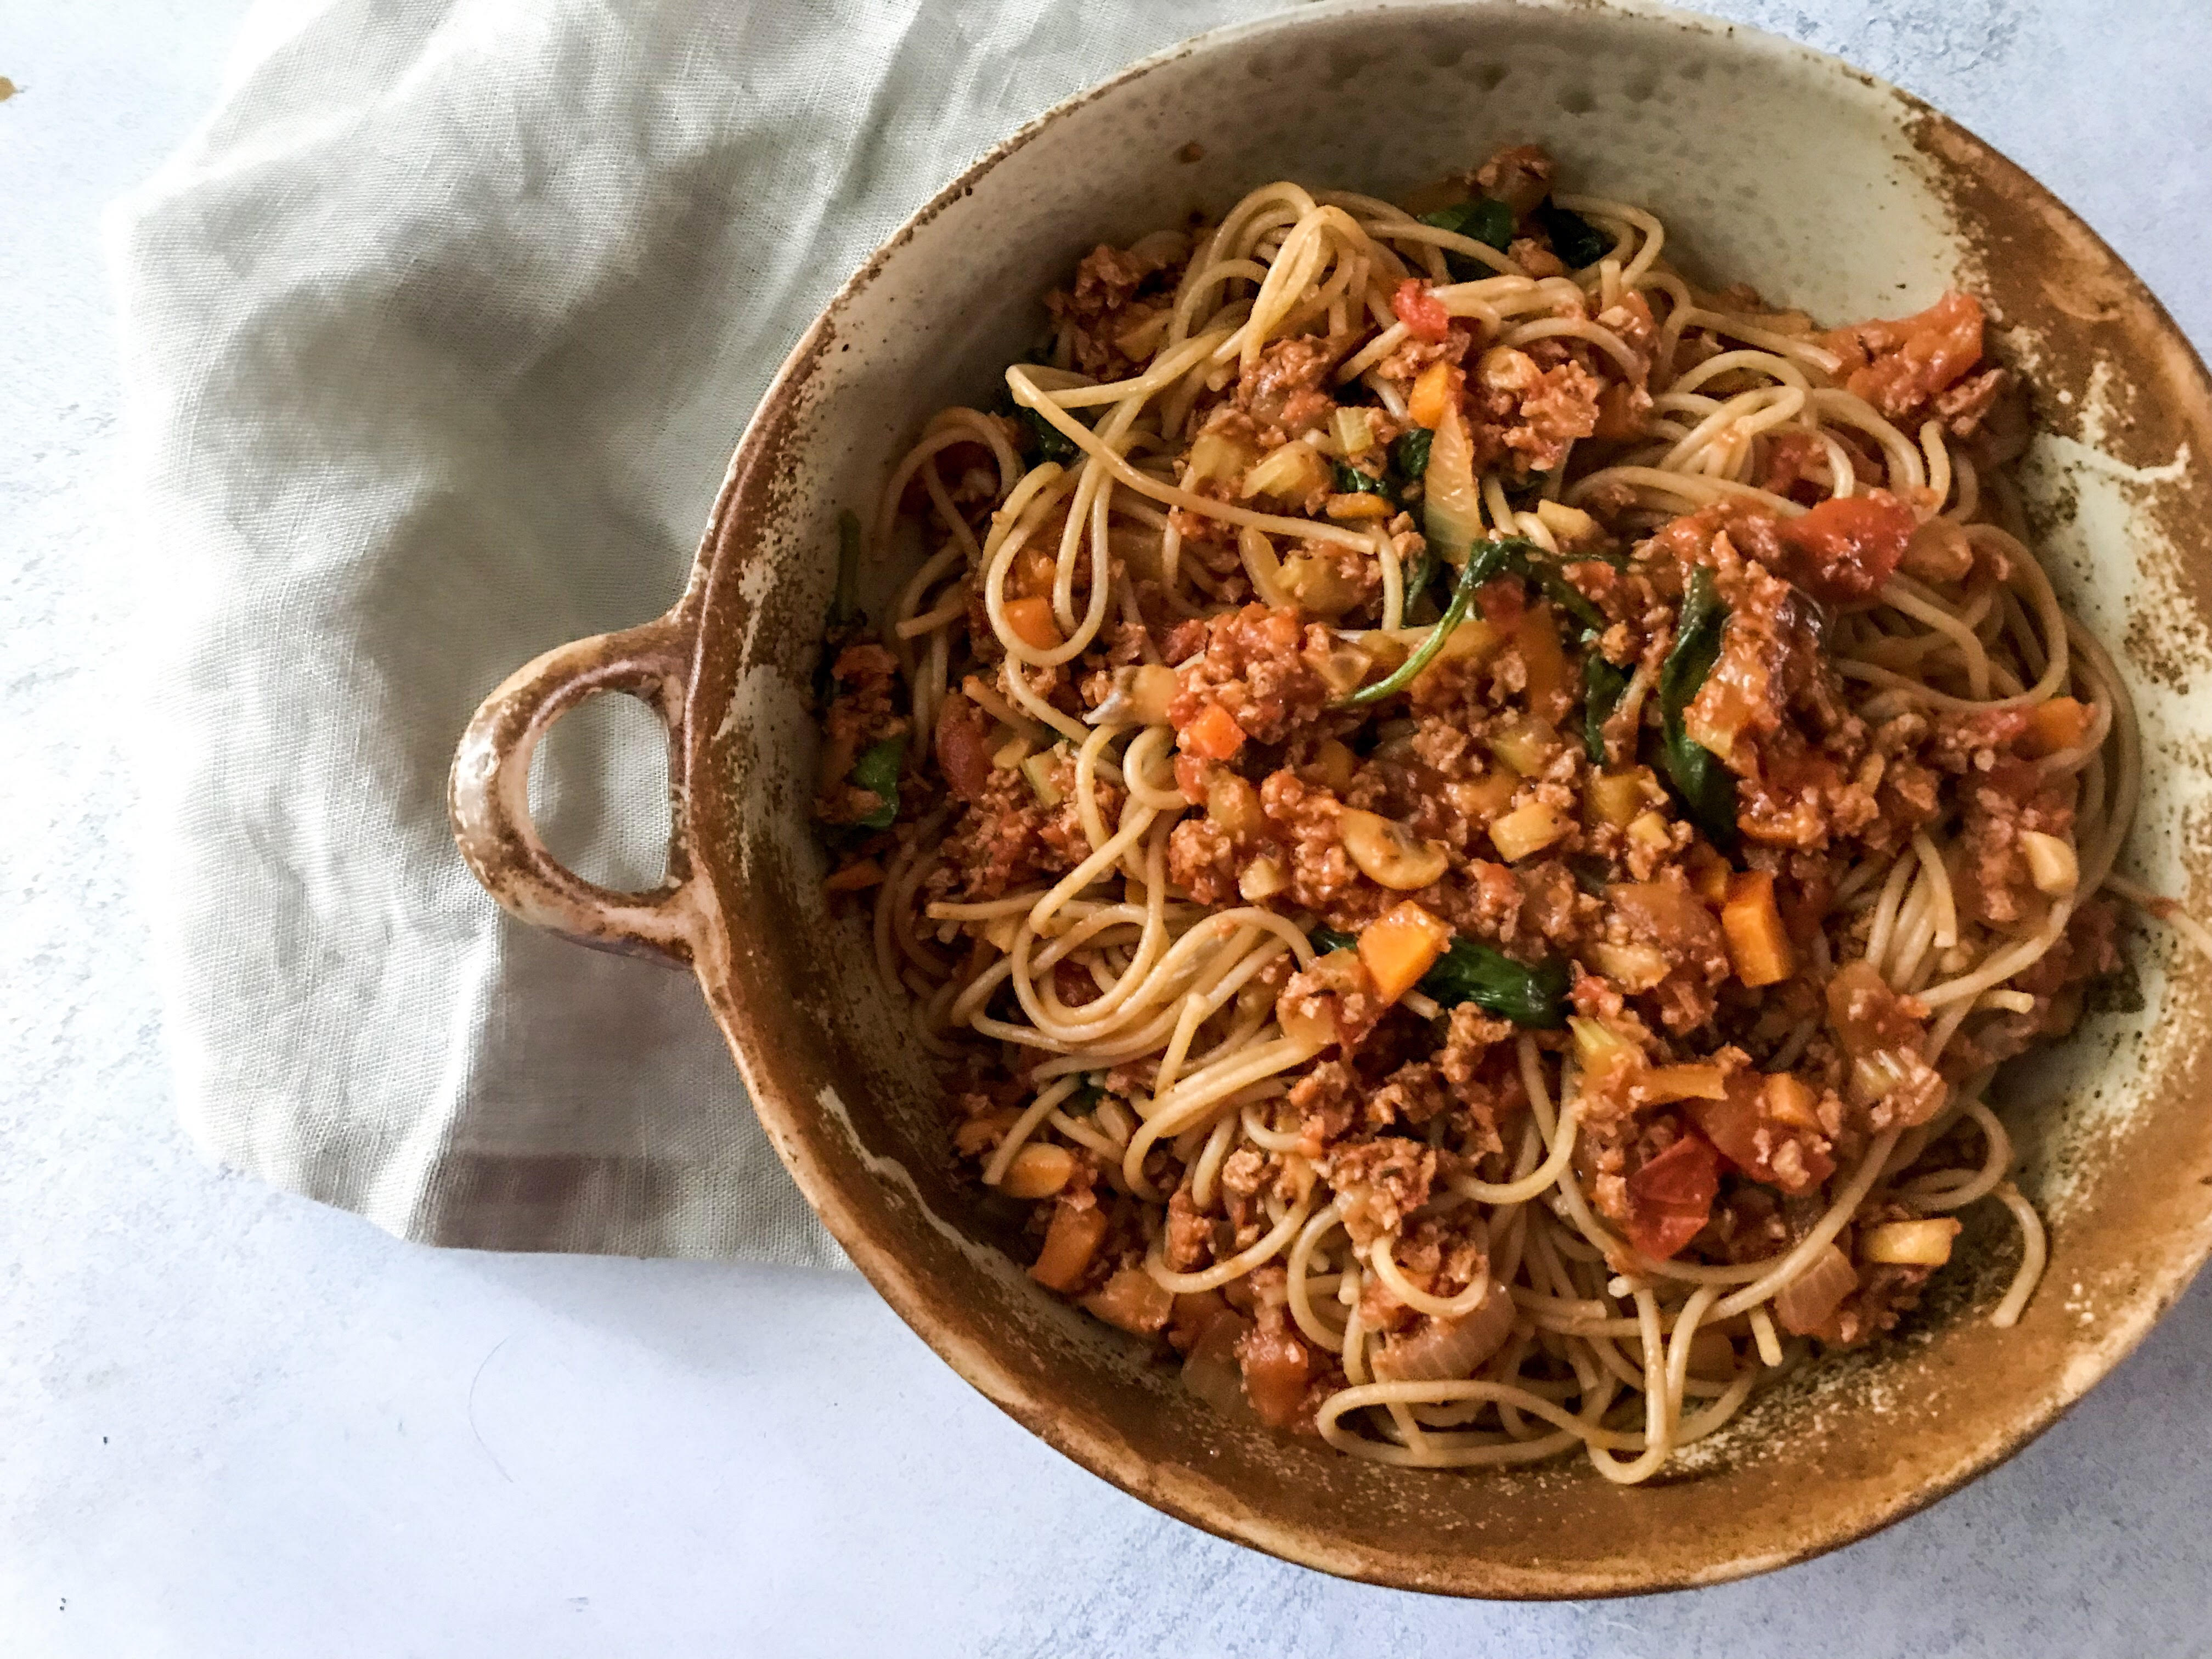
[450,0,2212,1596]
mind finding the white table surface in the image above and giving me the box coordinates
[7,2,2211,1654]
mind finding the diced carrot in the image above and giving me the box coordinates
[1358,900,1452,1004]
[1180,702,1246,761]
[1407,359,1458,428]
[1684,843,1733,905]
[1323,492,1394,521]
[2019,695,2091,758]
[1001,595,1064,651]
[1029,1200,1108,1292]
[1642,1064,1728,1102]
[822,859,885,894]
[1721,868,1796,988]
[1515,603,1571,723]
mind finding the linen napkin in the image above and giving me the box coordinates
[110,0,1291,1261]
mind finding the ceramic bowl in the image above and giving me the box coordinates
[450,0,2212,1596]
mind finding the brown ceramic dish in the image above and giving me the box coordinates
[450,0,2212,1596]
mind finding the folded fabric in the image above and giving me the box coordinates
[111,0,1285,1260]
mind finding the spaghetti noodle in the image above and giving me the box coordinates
[810,144,2208,1481]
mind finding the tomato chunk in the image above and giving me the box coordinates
[1622,1132,1720,1260]
[1778,491,1919,603]
[932,692,995,803]
[1391,279,1451,344]
[1687,1073,1835,1195]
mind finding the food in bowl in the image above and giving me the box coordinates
[809,144,2209,1482]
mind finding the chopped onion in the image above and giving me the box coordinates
[1242,439,1328,504]
[1773,1242,1858,1336]
[1186,430,1255,485]
[1019,752,1063,806]
[1371,1283,1516,1383]
[1848,1048,1915,1109]
[1086,664,1179,727]
[1180,1313,1255,1417]
[1423,403,1482,562]
[2019,830,2078,896]
[1238,857,1289,902]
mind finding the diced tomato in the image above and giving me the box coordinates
[1758,430,1826,501]
[933,692,995,803]
[1777,490,1920,603]
[1831,291,1986,420]
[1160,618,1210,664]
[1686,1073,1835,1194]
[1392,279,1451,345]
[1622,1132,1720,1260]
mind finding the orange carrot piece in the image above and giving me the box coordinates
[2019,696,2090,758]
[1001,595,1064,651]
[1721,868,1796,988]
[1181,703,1246,761]
[822,859,885,893]
[1358,900,1452,1004]
[1407,360,1458,429]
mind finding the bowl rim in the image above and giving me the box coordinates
[465,0,2212,1599]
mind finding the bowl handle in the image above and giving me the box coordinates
[449,610,706,968]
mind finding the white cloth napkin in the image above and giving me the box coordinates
[110,0,1289,1261]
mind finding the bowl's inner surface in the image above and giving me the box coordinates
[691,2,2212,1594]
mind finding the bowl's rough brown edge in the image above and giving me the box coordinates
[666,0,2212,1599]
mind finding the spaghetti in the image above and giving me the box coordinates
[810,144,2208,1481]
